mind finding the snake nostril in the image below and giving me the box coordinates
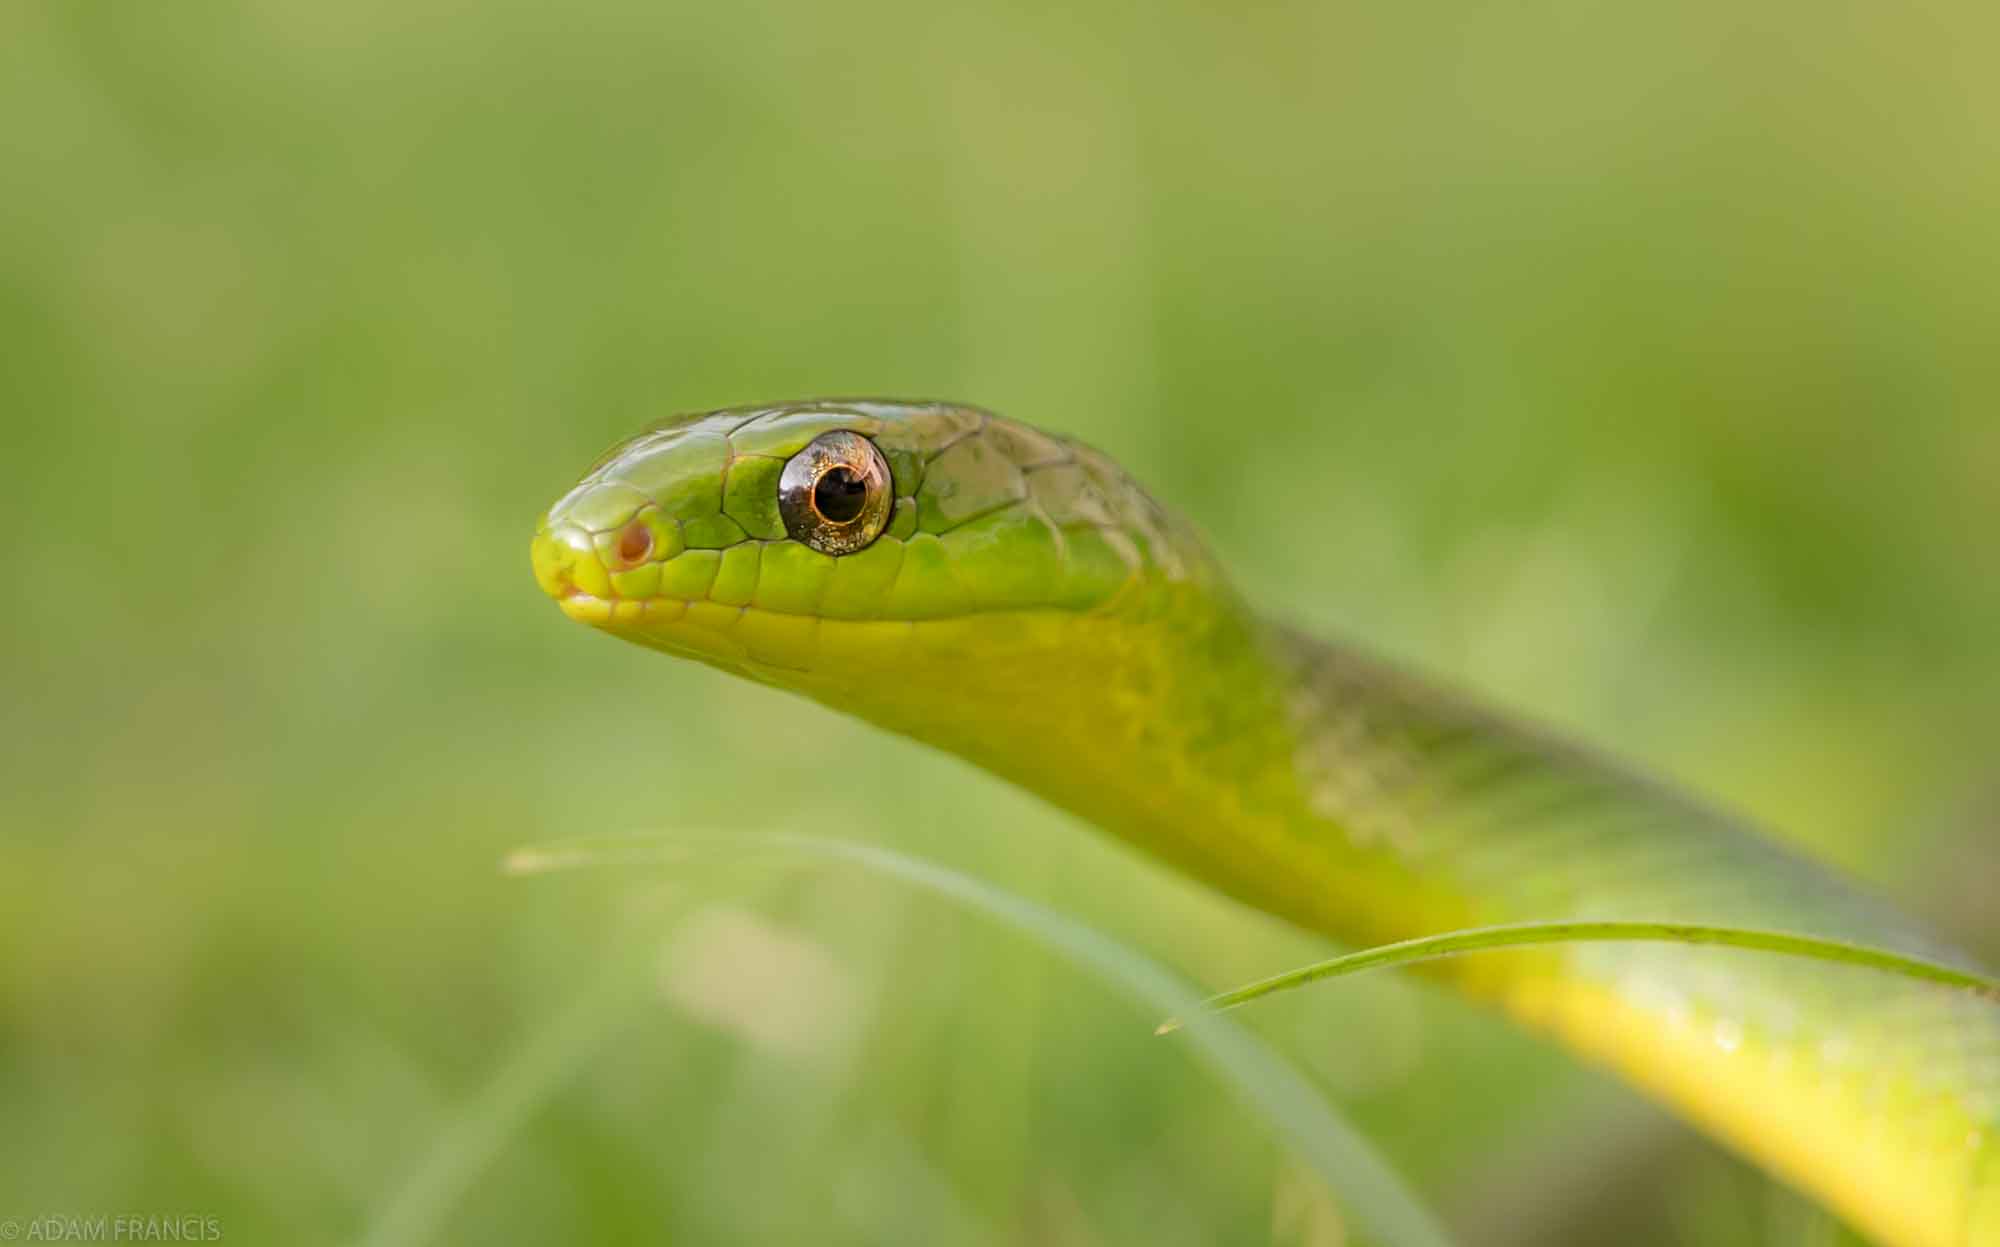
[615,519,653,567]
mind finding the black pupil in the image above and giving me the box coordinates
[813,465,869,524]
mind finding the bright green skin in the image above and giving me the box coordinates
[533,400,2000,1246]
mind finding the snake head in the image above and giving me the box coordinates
[531,400,1213,688]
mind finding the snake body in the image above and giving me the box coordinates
[532,399,2000,1245]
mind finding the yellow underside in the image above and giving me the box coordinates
[1504,975,1996,1247]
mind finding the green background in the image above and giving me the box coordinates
[3,1,1996,1243]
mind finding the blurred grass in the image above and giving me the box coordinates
[1,0,1996,1243]
[493,830,1453,1247]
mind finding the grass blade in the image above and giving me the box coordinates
[1157,920,2000,1033]
[506,830,1457,1247]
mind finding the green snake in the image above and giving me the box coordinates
[530,399,2000,1245]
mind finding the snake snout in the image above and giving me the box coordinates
[531,523,611,606]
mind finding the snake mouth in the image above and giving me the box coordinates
[530,524,622,618]
[530,521,788,634]
[530,516,983,676]
[533,524,666,626]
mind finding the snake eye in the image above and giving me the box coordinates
[778,431,893,555]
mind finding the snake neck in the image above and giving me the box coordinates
[788,576,1475,945]
[774,541,2000,1247]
